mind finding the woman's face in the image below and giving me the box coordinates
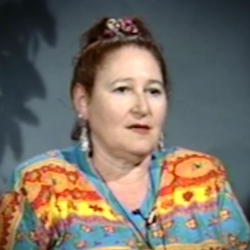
[78,46,167,158]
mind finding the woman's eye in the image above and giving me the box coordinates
[114,86,130,93]
[148,88,162,95]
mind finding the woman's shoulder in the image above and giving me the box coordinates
[14,145,77,169]
[158,146,226,175]
[10,145,81,188]
[161,146,223,163]
[157,147,227,200]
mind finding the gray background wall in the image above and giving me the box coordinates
[0,0,249,218]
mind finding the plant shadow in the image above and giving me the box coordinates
[0,0,57,187]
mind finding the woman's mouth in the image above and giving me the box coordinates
[127,124,151,135]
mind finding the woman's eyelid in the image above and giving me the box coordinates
[147,85,163,92]
[148,81,164,89]
[111,81,163,92]
[112,84,131,93]
[113,82,131,89]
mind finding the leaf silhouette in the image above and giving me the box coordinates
[13,106,39,126]
[0,0,57,174]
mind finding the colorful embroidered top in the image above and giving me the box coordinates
[0,145,249,250]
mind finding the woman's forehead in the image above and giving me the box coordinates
[96,46,162,81]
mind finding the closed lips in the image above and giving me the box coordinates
[127,124,151,129]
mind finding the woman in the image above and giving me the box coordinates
[0,17,249,250]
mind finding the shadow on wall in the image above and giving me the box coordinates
[0,0,57,182]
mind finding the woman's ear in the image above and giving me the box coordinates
[72,83,89,119]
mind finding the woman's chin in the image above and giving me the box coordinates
[126,144,155,157]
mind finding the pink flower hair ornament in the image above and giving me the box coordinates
[103,18,139,38]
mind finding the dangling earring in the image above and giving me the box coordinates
[78,114,90,152]
[158,132,165,152]
[80,126,90,152]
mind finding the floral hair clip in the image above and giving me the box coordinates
[104,18,139,38]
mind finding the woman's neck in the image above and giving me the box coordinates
[88,142,153,210]
[89,144,151,185]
